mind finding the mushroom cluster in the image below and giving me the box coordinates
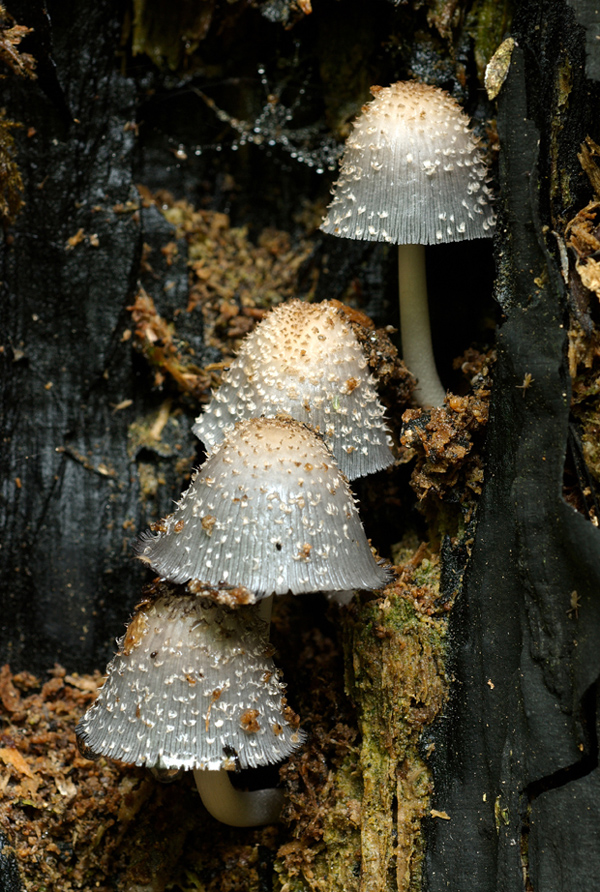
[78,299,393,827]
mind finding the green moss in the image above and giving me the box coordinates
[131,0,215,70]
[315,3,379,139]
[339,552,447,892]
[466,0,514,85]
[550,55,575,220]
[494,795,510,831]
[271,561,449,892]
[127,405,180,459]
[575,402,600,483]
[321,754,364,890]
[273,871,312,892]
[276,751,364,892]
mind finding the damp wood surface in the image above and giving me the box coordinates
[2,0,600,891]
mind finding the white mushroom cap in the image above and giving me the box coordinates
[193,299,394,481]
[320,81,495,245]
[76,591,305,771]
[135,417,389,599]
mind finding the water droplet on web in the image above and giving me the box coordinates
[189,63,345,175]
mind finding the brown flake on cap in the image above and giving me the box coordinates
[193,299,394,481]
[76,591,305,771]
[135,417,390,598]
[186,579,255,608]
[321,80,495,246]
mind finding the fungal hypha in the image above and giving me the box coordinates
[135,417,389,599]
[321,80,495,407]
[193,299,394,481]
[76,588,304,772]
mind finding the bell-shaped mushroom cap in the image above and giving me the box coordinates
[193,300,394,481]
[320,81,495,246]
[135,417,390,599]
[76,590,305,771]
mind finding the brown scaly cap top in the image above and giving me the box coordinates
[193,299,394,481]
[135,417,390,599]
[76,591,305,771]
[320,80,495,246]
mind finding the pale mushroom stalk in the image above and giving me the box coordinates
[194,768,284,827]
[397,244,446,408]
[191,590,283,827]
[320,81,495,409]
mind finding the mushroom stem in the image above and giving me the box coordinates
[192,594,285,827]
[194,768,284,827]
[397,244,446,408]
[257,593,274,625]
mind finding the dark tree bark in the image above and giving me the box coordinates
[425,5,600,890]
[0,0,205,672]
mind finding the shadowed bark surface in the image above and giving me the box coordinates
[424,4,600,890]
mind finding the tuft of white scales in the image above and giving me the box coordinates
[76,591,304,771]
[320,81,495,246]
[193,299,394,481]
[135,417,390,599]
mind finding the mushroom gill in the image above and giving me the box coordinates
[76,587,304,772]
[135,417,390,599]
[193,299,394,480]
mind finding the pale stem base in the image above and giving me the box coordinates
[398,244,446,408]
[193,594,284,827]
[194,768,284,826]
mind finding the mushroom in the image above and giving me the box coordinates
[135,416,390,599]
[320,80,495,408]
[193,299,394,481]
[76,584,305,826]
